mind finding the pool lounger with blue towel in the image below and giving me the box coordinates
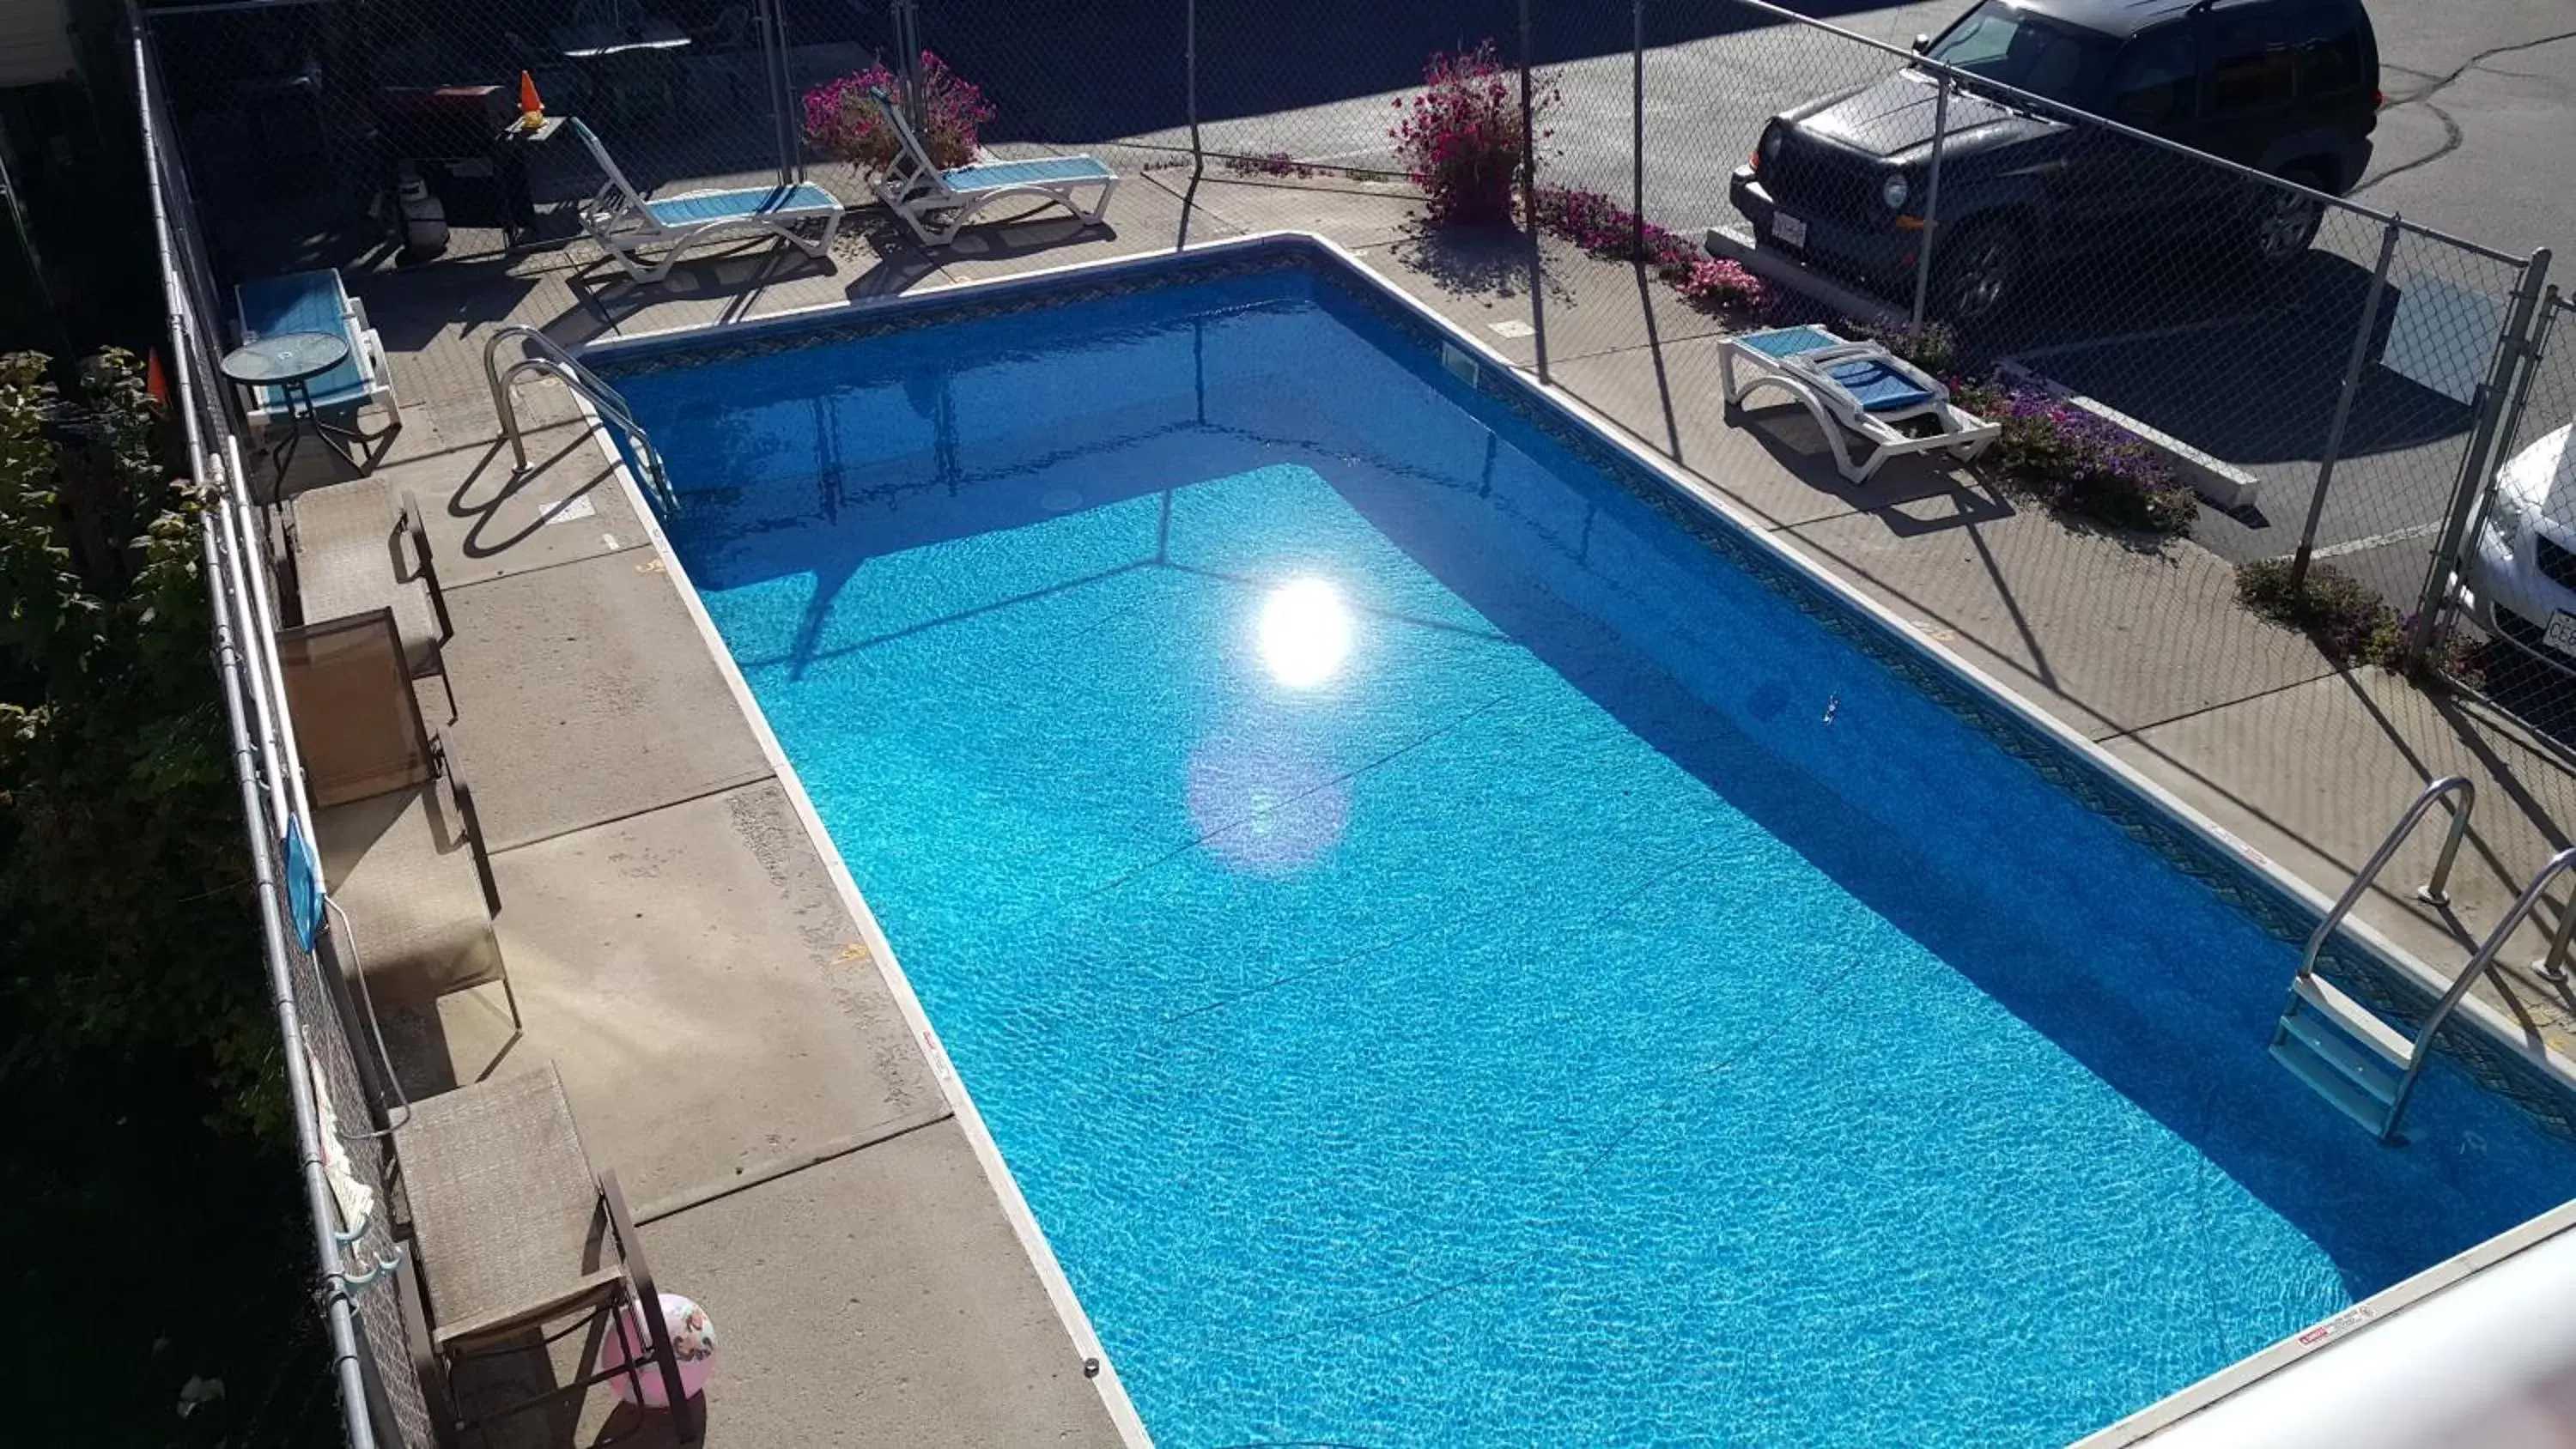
[234,267,402,440]
[571,118,845,284]
[869,87,1116,246]
[1719,324,2000,483]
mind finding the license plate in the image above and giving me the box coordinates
[2545,611,2576,658]
[1772,212,1808,248]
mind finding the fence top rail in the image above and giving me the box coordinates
[131,9,384,1449]
[1711,0,2535,270]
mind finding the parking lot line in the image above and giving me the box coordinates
[2293,521,2444,562]
[2003,306,2299,367]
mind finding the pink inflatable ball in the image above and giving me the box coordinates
[603,1292,716,1408]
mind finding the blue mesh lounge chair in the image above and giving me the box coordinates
[1718,324,2000,483]
[869,88,1116,246]
[568,118,844,283]
[234,268,401,445]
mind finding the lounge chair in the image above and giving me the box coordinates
[869,87,1116,246]
[277,608,517,1033]
[234,268,402,446]
[393,1063,704,1443]
[289,481,458,720]
[569,116,843,283]
[1718,324,2001,483]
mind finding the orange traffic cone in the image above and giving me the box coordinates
[519,70,545,130]
[144,349,170,411]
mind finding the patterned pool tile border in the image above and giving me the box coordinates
[590,246,1316,380]
[591,235,2576,1143]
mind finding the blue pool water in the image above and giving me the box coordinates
[618,267,2576,1447]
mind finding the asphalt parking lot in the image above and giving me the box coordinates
[1589,0,2576,573]
[1777,0,2576,577]
[1801,0,2576,264]
[927,0,2573,585]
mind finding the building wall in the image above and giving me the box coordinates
[0,0,74,88]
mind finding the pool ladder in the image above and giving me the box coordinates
[483,324,677,517]
[2270,776,2576,1143]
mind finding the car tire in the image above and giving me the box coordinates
[2247,170,2327,266]
[1934,217,2025,323]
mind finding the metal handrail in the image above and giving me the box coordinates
[2386,846,2576,1141]
[2294,776,2476,984]
[482,325,677,515]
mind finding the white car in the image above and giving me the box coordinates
[2462,419,2576,663]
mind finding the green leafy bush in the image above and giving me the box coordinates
[2236,557,2391,662]
[1860,319,1958,377]
[0,348,276,1132]
[0,347,328,1445]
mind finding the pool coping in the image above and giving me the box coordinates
[574,229,2576,1448]
[2075,1194,2576,1444]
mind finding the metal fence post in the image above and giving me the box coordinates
[892,0,925,132]
[1520,0,1547,382]
[1631,0,1645,261]
[2289,214,2401,593]
[1908,73,1949,331]
[1186,0,1200,173]
[2412,245,2556,662]
[2489,287,2563,491]
[761,0,797,185]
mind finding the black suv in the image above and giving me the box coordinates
[1730,0,2379,320]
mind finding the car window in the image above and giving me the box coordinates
[2203,7,2294,114]
[2284,0,2366,95]
[1924,0,2117,107]
[2109,27,2196,130]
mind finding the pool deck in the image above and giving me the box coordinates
[294,165,2576,1444]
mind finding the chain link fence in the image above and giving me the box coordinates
[137,15,436,1448]
[1508,0,2559,760]
[2434,288,2576,756]
[140,0,812,270]
[133,0,2576,1438]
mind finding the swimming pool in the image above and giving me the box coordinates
[605,250,2576,1447]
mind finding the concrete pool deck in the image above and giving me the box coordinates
[292,166,2576,1443]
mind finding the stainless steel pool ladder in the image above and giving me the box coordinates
[2270,776,2576,1143]
[483,325,677,517]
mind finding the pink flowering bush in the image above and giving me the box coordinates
[1530,185,1770,312]
[1532,185,1698,270]
[804,52,993,173]
[1389,41,1558,226]
[1673,258,1767,311]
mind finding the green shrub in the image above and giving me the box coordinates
[2235,557,2413,669]
[1860,319,1957,376]
[0,348,276,1132]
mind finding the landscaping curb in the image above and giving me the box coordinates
[1703,221,1903,328]
[1995,360,2264,512]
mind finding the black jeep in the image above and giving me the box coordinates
[1729,0,2380,320]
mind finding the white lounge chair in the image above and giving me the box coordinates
[869,88,1116,246]
[569,118,844,283]
[234,268,401,443]
[1718,324,2000,483]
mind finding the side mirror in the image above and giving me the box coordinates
[1912,33,1931,55]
